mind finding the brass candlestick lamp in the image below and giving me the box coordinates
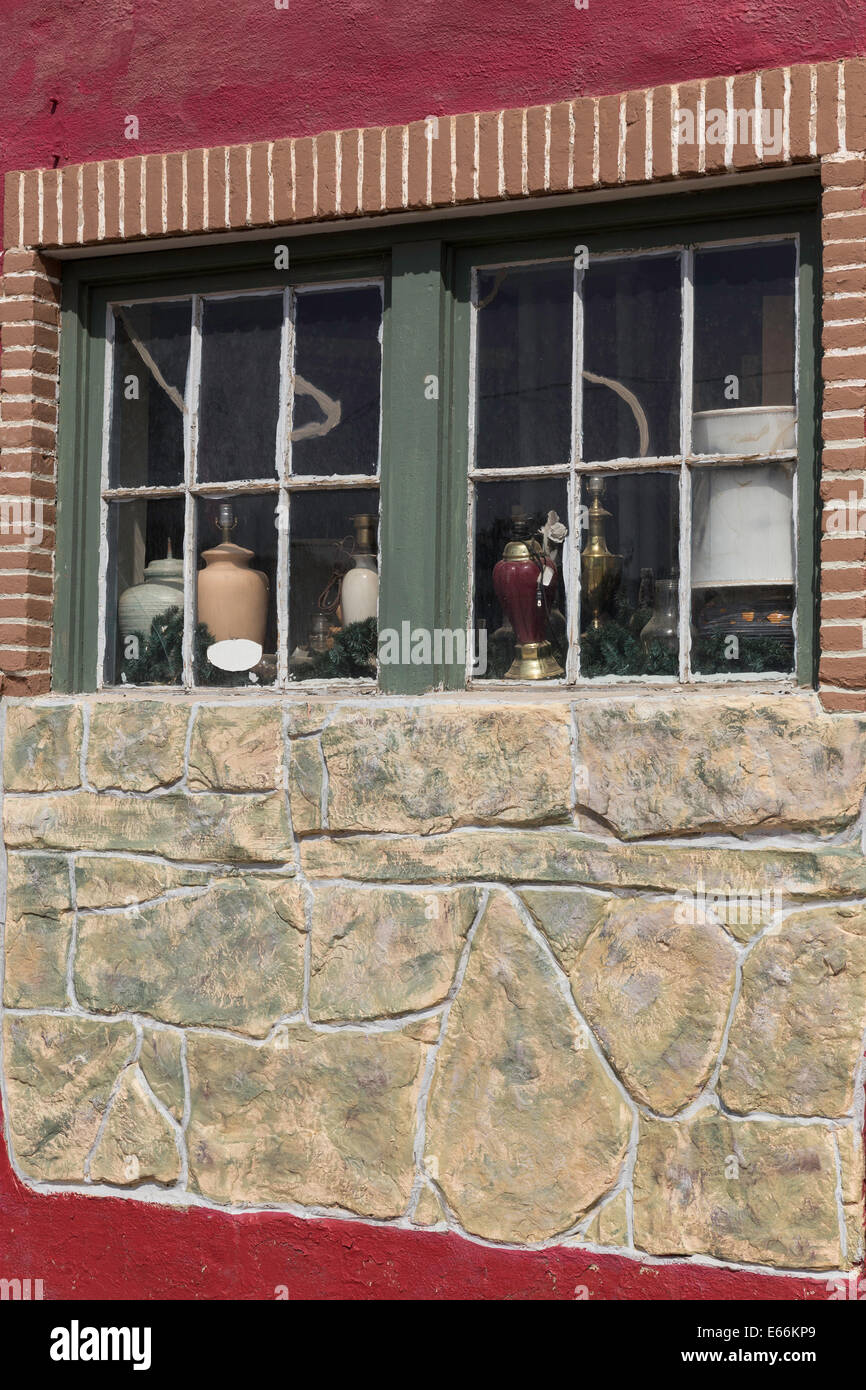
[581,476,622,633]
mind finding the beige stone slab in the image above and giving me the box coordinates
[5,851,71,915]
[186,1025,426,1216]
[424,891,632,1243]
[284,699,339,738]
[4,704,82,791]
[89,1064,181,1186]
[75,857,209,910]
[402,1016,443,1043]
[633,1108,842,1270]
[75,874,306,1037]
[412,1185,446,1226]
[322,704,572,834]
[139,1028,185,1121]
[87,701,189,792]
[309,885,478,1022]
[578,695,866,840]
[188,705,283,791]
[584,1190,629,1247]
[4,912,73,1009]
[301,828,866,899]
[520,887,609,975]
[288,738,323,833]
[720,904,866,1117]
[5,791,294,862]
[3,854,72,1008]
[837,1125,865,1266]
[527,892,738,1115]
[3,1014,137,1181]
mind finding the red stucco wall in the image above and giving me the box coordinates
[0,1090,844,1299]
[2,0,865,1301]
[3,0,865,199]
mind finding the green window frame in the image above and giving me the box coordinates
[54,176,821,695]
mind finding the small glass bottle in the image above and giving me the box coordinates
[640,578,679,653]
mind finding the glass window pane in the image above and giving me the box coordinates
[194,493,280,687]
[198,294,283,483]
[108,301,191,488]
[691,463,794,674]
[474,262,573,471]
[291,285,383,477]
[579,471,679,678]
[473,478,569,680]
[692,242,796,455]
[289,487,379,681]
[582,254,681,461]
[106,497,186,686]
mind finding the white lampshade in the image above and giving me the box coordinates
[692,405,796,455]
[691,466,794,587]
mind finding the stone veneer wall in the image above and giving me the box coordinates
[2,690,866,1275]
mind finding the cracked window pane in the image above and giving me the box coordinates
[108,300,191,489]
[582,254,681,462]
[693,243,796,454]
[291,284,383,477]
[195,493,280,687]
[475,262,573,471]
[106,496,186,686]
[198,293,283,483]
[690,462,795,674]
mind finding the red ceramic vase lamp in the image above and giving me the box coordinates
[492,515,564,679]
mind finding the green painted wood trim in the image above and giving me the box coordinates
[67,174,819,291]
[441,251,475,687]
[796,214,822,687]
[54,176,821,693]
[378,240,448,693]
[54,270,106,692]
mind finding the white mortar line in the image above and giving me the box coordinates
[65,854,80,1008]
[411,886,487,1199]
[510,887,640,1130]
[832,1129,847,1266]
[82,1032,140,1182]
[180,702,198,791]
[76,884,214,918]
[134,1056,188,1189]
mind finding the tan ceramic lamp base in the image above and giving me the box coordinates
[197,543,268,645]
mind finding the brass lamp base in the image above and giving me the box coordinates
[504,641,564,680]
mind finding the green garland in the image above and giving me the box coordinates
[486,590,792,680]
[120,607,239,686]
[297,618,378,680]
[123,604,789,686]
[690,630,793,674]
[580,617,677,678]
[122,609,379,685]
